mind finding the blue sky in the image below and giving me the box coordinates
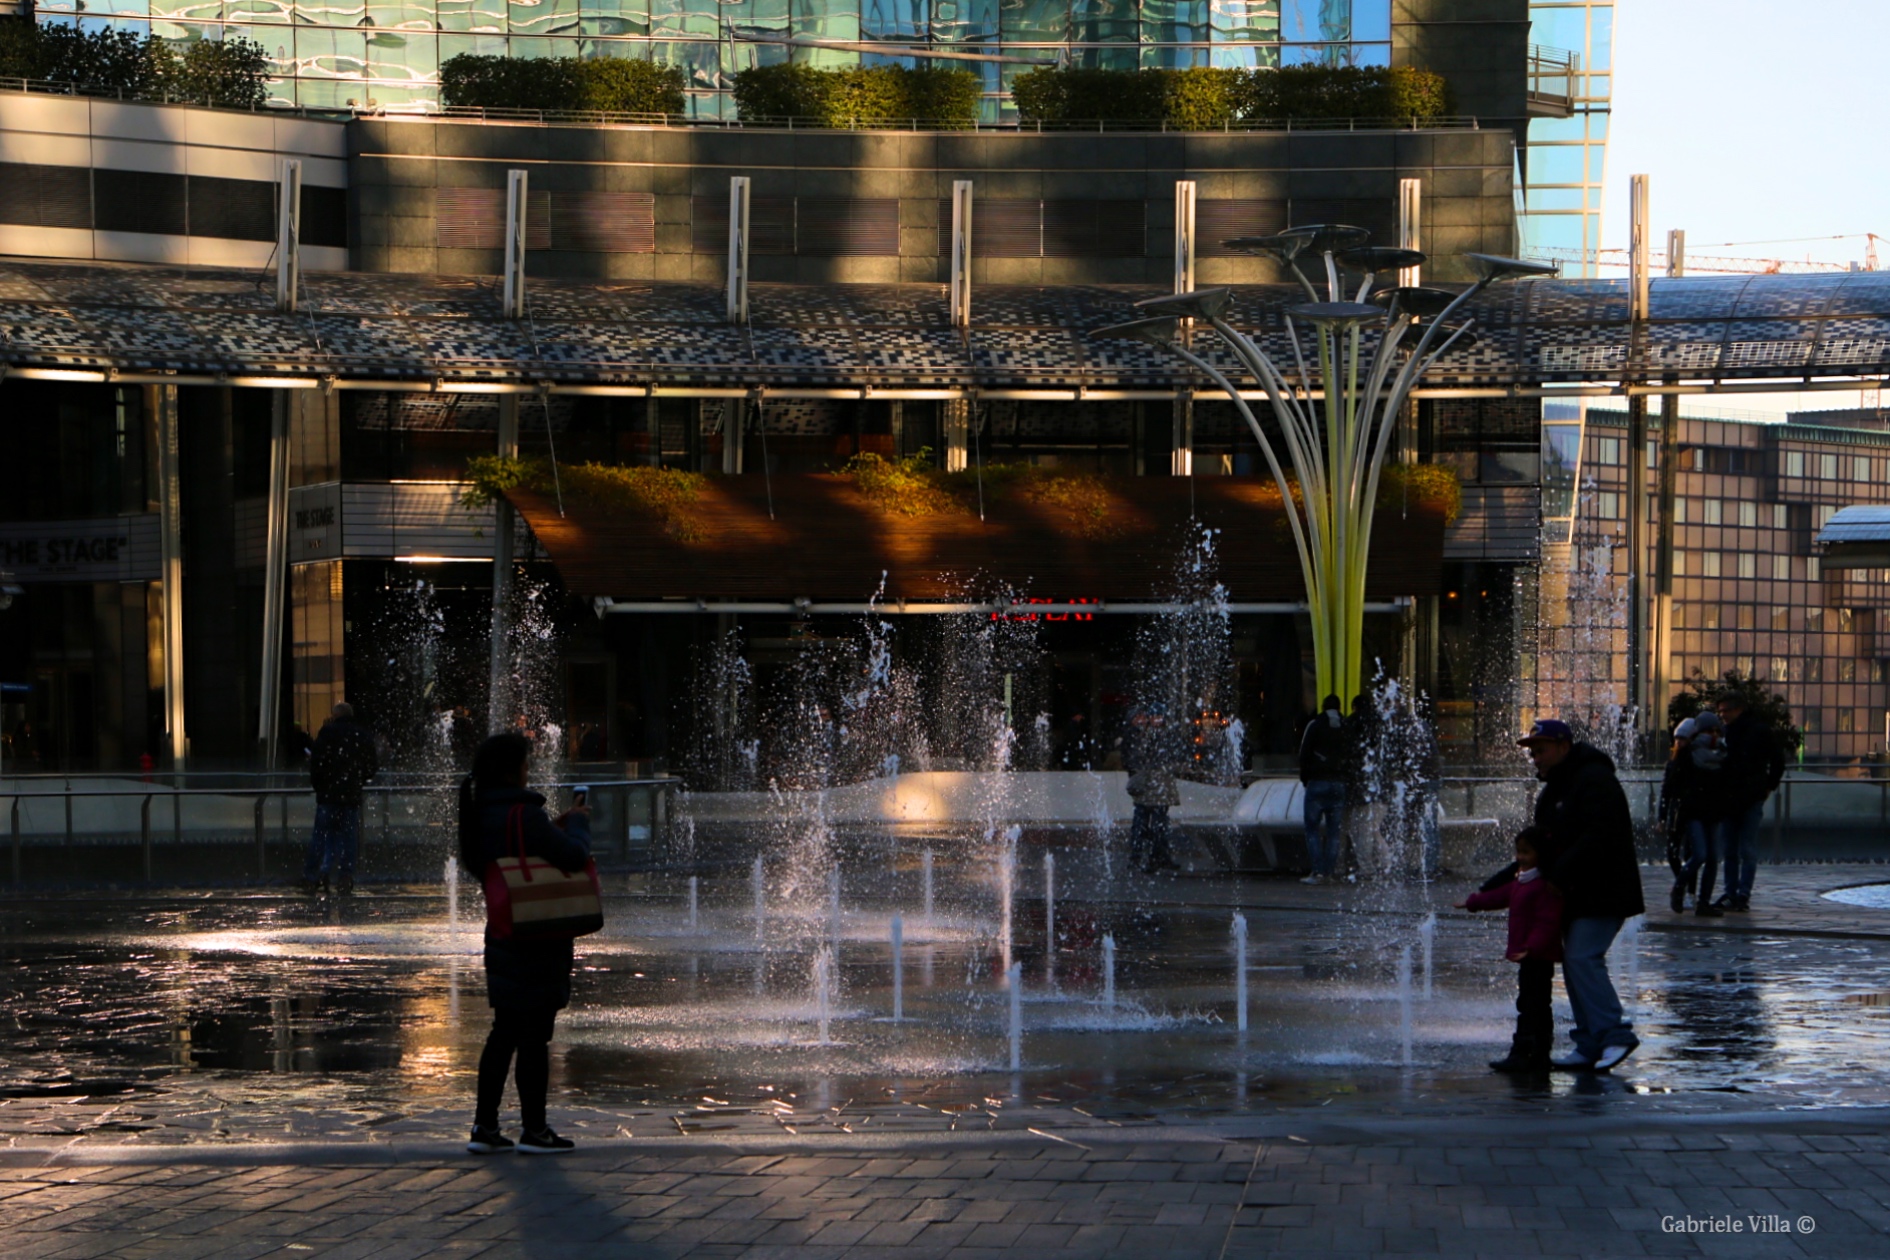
[1602,1,1888,418]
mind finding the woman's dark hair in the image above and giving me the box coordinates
[459,731,531,875]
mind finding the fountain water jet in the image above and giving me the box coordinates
[1043,853,1056,988]
[921,849,935,922]
[443,857,459,932]
[752,856,766,944]
[814,946,834,1046]
[1007,962,1023,1070]
[1101,934,1116,1008]
[890,913,904,1022]
[1418,912,1435,999]
[1398,945,1414,1067]
[828,865,842,951]
[1231,913,1248,1033]
[998,827,1018,979]
[687,876,699,933]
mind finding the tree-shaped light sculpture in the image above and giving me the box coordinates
[1097,231,1553,703]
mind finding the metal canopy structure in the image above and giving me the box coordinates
[1816,506,1890,570]
[2,259,1890,401]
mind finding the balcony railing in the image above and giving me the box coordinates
[1526,43,1580,118]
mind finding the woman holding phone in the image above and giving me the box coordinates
[458,731,591,1154]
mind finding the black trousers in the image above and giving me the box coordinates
[475,1005,558,1132]
[1128,804,1173,871]
[1515,959,1555,1046]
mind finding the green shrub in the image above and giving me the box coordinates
[439,53,684,115]
[0,17,267,107]
[731,62,980,127]
[1012,62,1453,128]
[1243,64,1453,121]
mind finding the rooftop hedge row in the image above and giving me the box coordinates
[439,54,686,115]
[0,17,269,109]
[1012,65,1454,128]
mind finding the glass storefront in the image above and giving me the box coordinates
[48,0,1391,115]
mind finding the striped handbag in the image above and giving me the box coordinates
[483,805,604,941]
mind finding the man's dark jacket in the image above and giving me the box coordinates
[1298,712,1352,784]
[309,718,379,808]
[1721,711,1782,814]
[1528,741,1646,920]
[472,787,592,1011]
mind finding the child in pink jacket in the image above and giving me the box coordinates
[1457,826,1564,1073]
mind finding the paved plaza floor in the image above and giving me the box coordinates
[4,862,1890,1257]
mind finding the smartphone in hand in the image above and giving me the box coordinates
[572,785,589,809]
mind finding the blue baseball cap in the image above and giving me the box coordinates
[1519,719,1574,746]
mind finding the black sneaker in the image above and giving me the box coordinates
[467,1126,514,1155]
[1728,897,1750,912]
[1669,881,1685,914]
[517,1127,575,1154]
[1695,903,1724,918]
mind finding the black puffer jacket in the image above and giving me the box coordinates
[309,718,379,807]
[1721,711,1782,814]
[1533,742,1645,920]
[472,787,592,1011]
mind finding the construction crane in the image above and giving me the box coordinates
[1533,233,1882,276]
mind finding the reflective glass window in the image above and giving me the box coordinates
[368,29,437,77]
[1139,42,1203,67]
[1208,0,1276,43]
[932,0,997,42]
[509,0,579,37]
[297,27,368,77]
[1076,42,1140,67]
[438,0,507,32]
[296,0,366,26]
[1528,145,1584,185]
[1588,4,1611,70]
[862,0,927,39]
[1525,187,1585,212]
[1208,43,1273,68]
[1280,0,1348,42]
[582,4,650,38]
[795,0,859,49]
[1139,0,1204,43]
[1070,0,1134,42]
[1001,0,1068,42]
[649,0,717,38]
[1350,0,1385,41]
[1528,6,1584,50]
[440,31,510,59]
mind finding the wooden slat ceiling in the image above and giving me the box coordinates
[509,474,1448,602]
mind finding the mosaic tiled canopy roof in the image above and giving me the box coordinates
[3,258,1890,390]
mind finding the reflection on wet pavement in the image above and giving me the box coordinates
[5,872,1890,1146]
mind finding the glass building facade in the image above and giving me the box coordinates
[43,0,1393,115]
[1518,0,1611,275]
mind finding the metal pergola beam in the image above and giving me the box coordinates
[4,366,1886,403]
[592,599,1414,616]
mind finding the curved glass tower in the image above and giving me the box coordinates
[1518,0,1612,276]
[42,0,1392,114]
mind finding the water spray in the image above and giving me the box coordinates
[688,875,699,933]
[1043,852,1056,988]
[1418,912,1435,1000]
[751,855,765,944]
[1398,945,1414,1067]
[1007,961,1022,1071]
[1231,912,1248,1033]
[922,848,935,923]
[890,912,904,1022]
[1101,933,1116,1008]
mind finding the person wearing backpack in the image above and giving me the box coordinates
[1660,712,1729,916]
[1714,693,1783,912]
[459,731,592,1155]
[1297,694,1352,884]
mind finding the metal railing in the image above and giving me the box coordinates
[2,777,679,885]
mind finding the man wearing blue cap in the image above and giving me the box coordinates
[1501,717,1645,1071]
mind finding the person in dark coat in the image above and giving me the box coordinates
[1660,712,1729,916]
[460,731,591,1155]
[1498,718,1645,1072]
[1297,694,1351,884]
[1714,694,1783,911]
[1124,704,1181,873]
[300,702,379,895]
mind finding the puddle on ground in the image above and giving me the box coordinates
[5,876,1890,1142]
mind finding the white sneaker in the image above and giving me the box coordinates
[1594,1043,1639,1072]
[1549,1050,1597,1070]
[1299,874,1324,885]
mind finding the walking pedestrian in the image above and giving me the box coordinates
[461,731,592,1155]
[1503,718,1645,1072]
[1714,692,1783,912]
[300,702,379,895]
[1661,712,1728,916]
[1125,705,1181,873]
[1297,694,1351,884]
[1458,826,1563,1072]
